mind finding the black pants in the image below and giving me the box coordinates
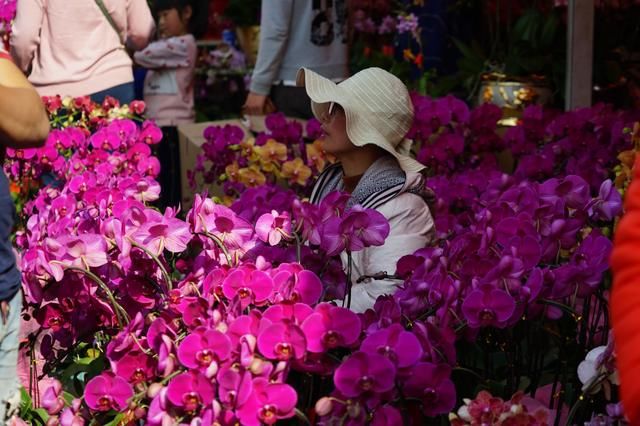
[156,126,182,210]
[270,84,314,120]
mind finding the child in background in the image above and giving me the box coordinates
[134,0,206,209]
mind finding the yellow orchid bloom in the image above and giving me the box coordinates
[254,139,288,164]
[281,158,312,186]
[238,165,266,187]
[225,162,240,182]
[306,139,336,171]
[239,138,258,163]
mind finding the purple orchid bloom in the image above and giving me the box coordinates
[320,206,390,256]
[300,303,361,353]
[371,405,403,425]
[360,323,423,368]
[588,179,622,221]
[333,351,396,397]
[402,362,456,416]
[166,371,215,412]
[461,284,516,328]
[177,328,232,371]
[539,175,591,211]
[84,373,133,412]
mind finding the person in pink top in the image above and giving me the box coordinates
[134,0,205,209]
[0,47,49,424]
[10,0,155,104]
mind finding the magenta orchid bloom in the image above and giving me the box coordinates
[139,120,163,144]
[263,302,314,325]
[222,267,274,308]
[42,380,65,415]
[237,378,298,426]
[177,328,232,371]
[217,367,253,408]
[111,349,154,385]
[166,371,215,412]
[402,362,456,416]
[333,351,396,397]
[187,196,254,251]
[461,284,516,328]
[271,264,323,305]
[84,373,133,412]
[56,234,109,272]
[132,213,192,255]
[360,323,423,368]
[257,320,307,361]
[372,405,403,425]
[255,210,292,246]
[301,303,361,353]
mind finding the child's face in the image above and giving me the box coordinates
[320,102,355,156]
[157,7,190,38]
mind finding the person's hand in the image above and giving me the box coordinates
[1,300,9,325]
[242,92,274,116]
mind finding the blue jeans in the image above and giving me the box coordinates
[90,82,136,105]
[0,288,22,422]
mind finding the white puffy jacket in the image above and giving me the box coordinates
[311,160,435,312]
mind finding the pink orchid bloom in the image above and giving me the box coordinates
[255,210,292,246]
[132,214,192,256]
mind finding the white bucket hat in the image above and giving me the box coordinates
[296,67,425,173]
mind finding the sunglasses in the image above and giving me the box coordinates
[327,102,344,117]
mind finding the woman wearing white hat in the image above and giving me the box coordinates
[297,67,435,313]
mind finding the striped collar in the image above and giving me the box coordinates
[310,157,406,210]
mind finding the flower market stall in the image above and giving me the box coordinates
[2,0,640,425]
[2,92,635,425]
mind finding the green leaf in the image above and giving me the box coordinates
[63,391,76,405]
[540,13,560,48]
[452,37,486,63]
[19,387,33,412]
[512,9,541,43]
[102,412,127,426]
[33,408,50,424]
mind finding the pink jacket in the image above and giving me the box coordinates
[10,0,155,98]
[134,34,197,127]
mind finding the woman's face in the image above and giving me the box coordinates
[320,102,356,156]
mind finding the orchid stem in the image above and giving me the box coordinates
[343,251,353,309]
[294,232,302,264]
[129,239,173,291]
[200,231,233,266]
[294,408,311,426]
[63,265,129,327]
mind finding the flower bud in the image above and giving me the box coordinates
[147,382,164,398]
[315,397,333,416]
[134,407,147,419]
